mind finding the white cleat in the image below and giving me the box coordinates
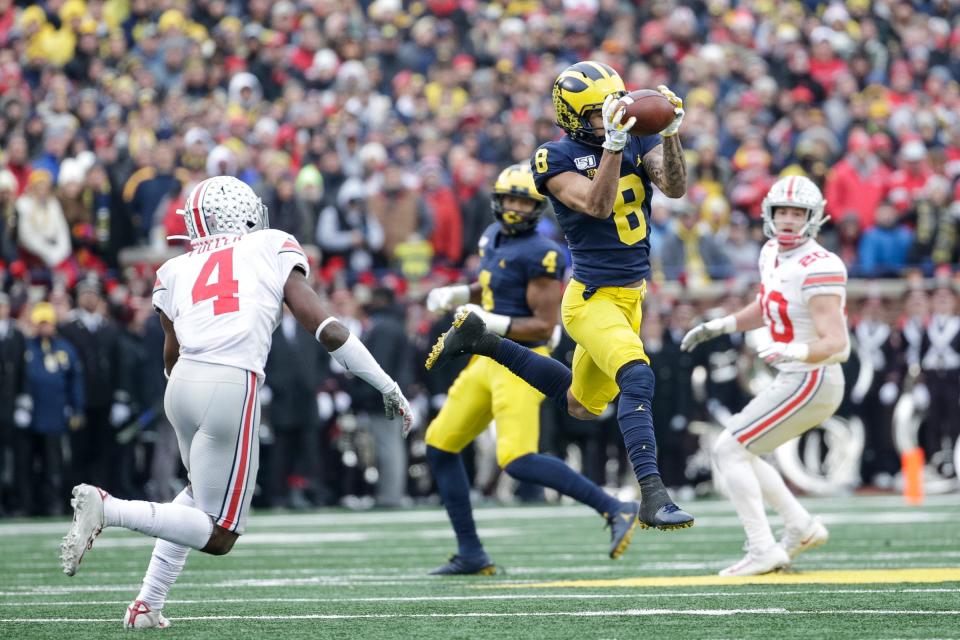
[59,484,106,576]
[780,517,829,561]
[719,544,790,577]
[124,600,171,629]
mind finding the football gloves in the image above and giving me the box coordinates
[758,342,810,366]
[383,382,415,437]
[456,303,511,336]
[426,285,470,313]
[601,93,635,153]
[680,315,735,352]
[656,85,685,138]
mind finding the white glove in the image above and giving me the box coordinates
[878,381,899,406]
[758,342,810,366]
[601,93,636,153]
[383,382,415,437]
[911,383,930,412]
[14,394,31,429]
[547,324,562,352]
[680,315,736,352]
[458,303,511,336]
[657,84,685,137]
[426,285,470,313]
[109,402,132,427]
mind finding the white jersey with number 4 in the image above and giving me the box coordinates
[152,229,309,379]
[757,238,848,373]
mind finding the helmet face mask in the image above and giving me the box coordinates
[760,175,829,249]
[491,164,548,235]
[178,176,270,241]
[553,61,626,147]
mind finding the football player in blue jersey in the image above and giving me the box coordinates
[427,61,694,530]
[423,164,641,575]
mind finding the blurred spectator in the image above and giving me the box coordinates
[857,202,914,277]
[660,200,733,287]
[315,178,385,273]
[909,176,960,275]
[918,284,960,470]
[13,302,83,516]
[58,278,121,494]
[15,169,71,275]
[420,158,463,266]
[0,168,17,262]
[887,141,933,215]
[0,292,25,514]
[824,129,891,229]
[367,164,431,263]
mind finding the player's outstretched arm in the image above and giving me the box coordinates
[283,270,415,435]
[681,299,763,352]
[158,311,180,377]
[642,85,687,198]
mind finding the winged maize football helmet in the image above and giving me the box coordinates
[177,176,269,241]
[760,175,829,249]
[553,61,626,147]
[491,164,548,235]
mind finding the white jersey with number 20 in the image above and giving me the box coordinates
[757,238,848,373]
[152,229,309,379]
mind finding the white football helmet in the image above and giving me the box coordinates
[760,175,828,249]
[177,176,269,241]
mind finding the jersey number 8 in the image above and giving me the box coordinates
[613,174,647,246]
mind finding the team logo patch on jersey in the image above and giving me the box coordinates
[574,155,597,170]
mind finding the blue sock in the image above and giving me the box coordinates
[615,362,660,482]
[425,445,483,557]
[505,453,621,516]
[492,339,572,412]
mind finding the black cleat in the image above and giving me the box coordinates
[429,552,499,576]
[638,501,695,530]
[425,308,490,370]
[606,501,640,559]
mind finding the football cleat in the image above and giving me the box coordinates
[124,600,171,629]
[60,484,106,576]
[429,552,499,576]
[425,308,487,370]
[606,501,640,559]
[780,517,829,561]
[719,544,790,577]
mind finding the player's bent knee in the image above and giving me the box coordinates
[201,525,240,556]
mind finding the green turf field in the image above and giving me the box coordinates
[2,494,959,639]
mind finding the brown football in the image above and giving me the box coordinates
[616,89,675,136]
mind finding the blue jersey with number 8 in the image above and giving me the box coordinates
[531,134,660,287]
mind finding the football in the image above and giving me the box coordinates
[617,89,676,136]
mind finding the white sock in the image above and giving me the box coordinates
[714,432,776,551]
[751,456,810,531]
[104,493,213,550]
[136,488,195,610]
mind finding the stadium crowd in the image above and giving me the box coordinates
[0,0,959,515]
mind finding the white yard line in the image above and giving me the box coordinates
[2,587,959,607]
[7,608,960,623]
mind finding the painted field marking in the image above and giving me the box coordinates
[7,608,960,623]
[491,567,960,589]
[2,587,959,607]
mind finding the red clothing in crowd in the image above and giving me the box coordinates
[425,186,463,264]
[824,156,891,228]
[887,167,933,214]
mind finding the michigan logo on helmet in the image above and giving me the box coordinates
[491,164,548,235]
[178,176,270,241]
[760,175,829,248]
[553,61,626,146]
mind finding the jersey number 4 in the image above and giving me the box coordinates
[760,285,793,343]
[192,248,239,315]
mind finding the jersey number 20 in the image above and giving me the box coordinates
[192,248,240,315]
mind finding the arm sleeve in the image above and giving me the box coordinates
[801,255,848,304]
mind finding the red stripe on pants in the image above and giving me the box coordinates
[222,372,256,529]
[737,369,820,444]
